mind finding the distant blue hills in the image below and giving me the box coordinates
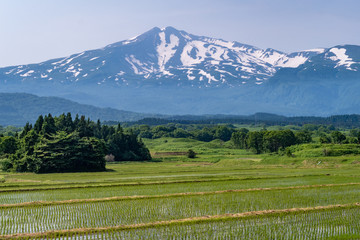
[0,93,163,126]
[0,27,359,116]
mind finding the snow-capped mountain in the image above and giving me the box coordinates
[0,26,325,87]
[0,27,360,116]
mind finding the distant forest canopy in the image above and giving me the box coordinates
[115,113,360,128]
[0,113,151,173]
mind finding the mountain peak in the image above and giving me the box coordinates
[159,26,179,32]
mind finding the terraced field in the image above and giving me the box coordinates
[1,139,360,239]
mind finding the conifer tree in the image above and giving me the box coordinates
[34,115,44,133]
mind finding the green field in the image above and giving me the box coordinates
[1,137,360,239]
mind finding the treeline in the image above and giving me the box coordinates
[131,124,236,142]
[1,113,151,173]
[121,114,360,128]
[232,128,360,155]
[231,129,312,154]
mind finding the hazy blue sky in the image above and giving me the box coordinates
[0,0,359,67]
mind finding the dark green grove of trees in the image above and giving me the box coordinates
[231,129,312,154]
[132,124,236,142]
[1,113,151,173]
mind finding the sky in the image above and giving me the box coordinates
[0,0,359,67]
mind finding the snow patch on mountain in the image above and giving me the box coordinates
[199,70,218,83]
[181,41,206,66]
[122,35,139,45]
[277,55,308,68]
[206,39,235,49]
[157,33,179,71]
[89,57,99,61]
[328,48,356,70]
[253,49,286,66]
[274,49,326,68]
[20,70,34,77]
[65,65,82,78]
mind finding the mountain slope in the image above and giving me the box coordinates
[0,93,162,126]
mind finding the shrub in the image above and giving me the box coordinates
[1,159,13,172]
[285,148,293,157]
[187,149,196,158]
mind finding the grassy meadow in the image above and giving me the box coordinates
[1,137,360,239]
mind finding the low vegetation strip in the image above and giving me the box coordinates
[1,203,359,240]
[0,179,234,193]
[153,151,188,156]
[2,182,360,209]
[0,173,329,193]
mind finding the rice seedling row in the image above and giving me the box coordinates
[0,172,313,192]
[71,206,360,240]
[2,182,360,209]
[1,174,359,205]
[0,185,360,235]
[3,204,360,240]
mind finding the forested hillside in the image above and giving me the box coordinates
[0,93,161,126]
